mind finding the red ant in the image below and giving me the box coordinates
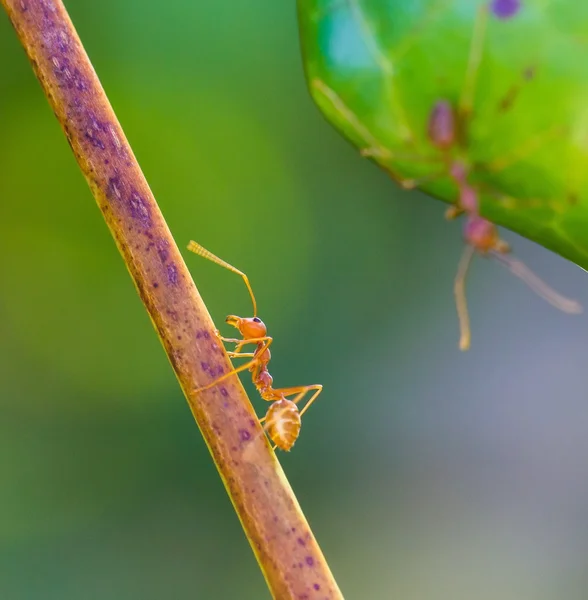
[187,241,323,451]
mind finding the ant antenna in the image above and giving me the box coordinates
[187,241,258,317]
[490,251,583,314]
[454,244,476,351]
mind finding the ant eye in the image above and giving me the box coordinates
[253,317,262,323]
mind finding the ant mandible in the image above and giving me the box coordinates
[187,240,323,451]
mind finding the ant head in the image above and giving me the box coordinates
[463,215,508,254]
[226,315,267,339]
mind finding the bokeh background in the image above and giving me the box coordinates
[1,1,588,599]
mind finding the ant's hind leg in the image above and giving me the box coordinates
[298,386,323,418]
[270,384,323,418]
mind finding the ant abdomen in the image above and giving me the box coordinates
[265,399,301,452]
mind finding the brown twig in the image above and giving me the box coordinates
[1,1,343,598]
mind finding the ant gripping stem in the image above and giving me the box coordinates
[187,240,323,451]
[187,240,258,317]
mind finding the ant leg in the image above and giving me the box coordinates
[483,125,564,174]
[217,336,244,344]
[194,337,274,393]
[490,251,582,314]
[454,244,476,351]
[458,4,489,123]
[297,386,323,418]
[446,205,465,220]
[310,79,429,185]
[269,384,323,418]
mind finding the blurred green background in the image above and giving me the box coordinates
[1,1,588,598]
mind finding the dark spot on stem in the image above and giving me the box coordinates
[128,189,151,226]
[240,429,251,441]
[107,175,124,202]
[200,361,209,372]
[51,55,87,91]
[305,556,314,567]
[156,238,170,263]
[83,111,109,149]
[167,263,179,285]
[220,387,228,397]
[313,584,320,591]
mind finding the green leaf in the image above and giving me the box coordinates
[297,0,588,270]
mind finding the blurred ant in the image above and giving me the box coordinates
[187,241,322,451]
[367,4,582,349]
[422,5,582,350]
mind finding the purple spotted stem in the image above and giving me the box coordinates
[1,1,343,598]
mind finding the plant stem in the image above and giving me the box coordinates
[1,1,343,597]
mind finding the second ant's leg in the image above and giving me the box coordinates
[454,244,476,351]
[458,4,489,123]
[194,337,273,393]
[484,125,564,174]
[490,251,582,314]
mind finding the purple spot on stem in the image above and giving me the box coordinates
[107,175,123,201]
[156,238,170,263]
[297,537,306,546]
[240,429,251,442]
[200,362,209,372]
[313,584,320,591]
[19,1,28,12]
[83,112,108,149]
[220,387,229,397]
[490,0,521,19]
[153,282,159,289]
[128,189,151,226]
[51,56,87,91]
[84,130,105,149]
[305,556,314,567]
[167,263,179,285]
